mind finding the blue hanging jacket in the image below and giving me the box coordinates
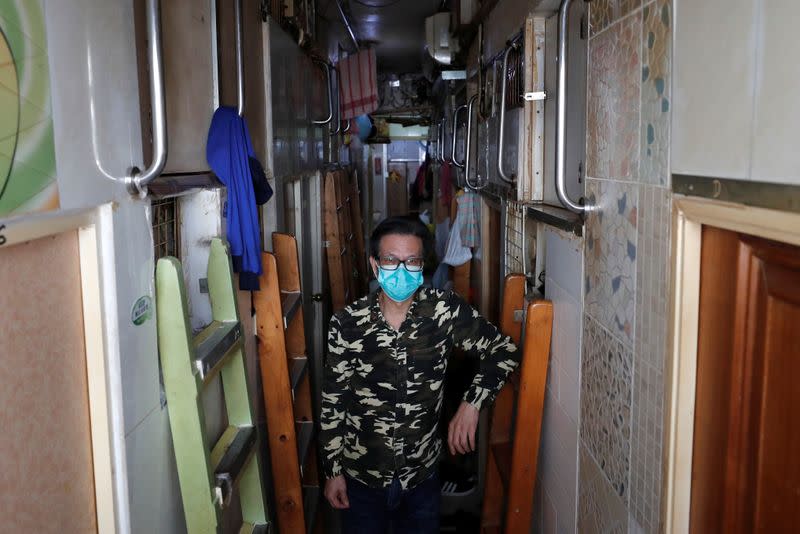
[206,106,262,290]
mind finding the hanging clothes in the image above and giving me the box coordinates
[206,106,262,291]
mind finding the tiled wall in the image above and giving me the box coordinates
[580,1,673,533]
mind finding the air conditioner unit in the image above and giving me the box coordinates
[425,12,459,65]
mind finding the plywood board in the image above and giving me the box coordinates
[0,231,97,533]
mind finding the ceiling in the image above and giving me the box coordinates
[318,0,445,74]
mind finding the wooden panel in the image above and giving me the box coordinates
[334,170,357,304]
[690,226,740,530]
[691,229,800,533]
[323,172,347,311]
[348,171,368,295]
[0,231,97,533]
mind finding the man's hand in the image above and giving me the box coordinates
[324,475,350,509]
[448,401,479,455]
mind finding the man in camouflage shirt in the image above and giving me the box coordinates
[320,217,520,533]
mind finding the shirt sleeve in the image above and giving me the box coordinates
[450,293,520,410]
[319,313,353,479]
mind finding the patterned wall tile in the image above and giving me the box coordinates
[640,0,672,185]
[587,13,642,181]
[631,184,671,532]
[590,0,644,36]
[581,315,633,501]
[578,443,629,533]
[585,179,638,344]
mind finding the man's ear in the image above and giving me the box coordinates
[368,256,379,278]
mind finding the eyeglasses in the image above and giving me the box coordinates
[377,255,424,272]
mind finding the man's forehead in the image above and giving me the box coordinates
[379,233,423,254]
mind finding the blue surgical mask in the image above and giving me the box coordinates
[377,265,423,302]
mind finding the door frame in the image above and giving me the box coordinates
[2,204,124,533]
[665,195,800,532]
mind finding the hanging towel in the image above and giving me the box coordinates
[458,191,481,248]
[338,49,379,119]
[207,106,262,291]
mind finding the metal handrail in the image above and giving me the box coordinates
[555,0,588,213]
[451,104,467,169]
[464,94,485,190]
[235,0,244,116]
[343,119,351,133]
[311,61,333,125]
[330,66,342,134]
[125,0,167,196]
[496,42,517,185]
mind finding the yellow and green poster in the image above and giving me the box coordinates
[0,0,58,218]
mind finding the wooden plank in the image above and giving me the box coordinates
[504,300,553,534]
[488,384,515,445]
[324,172,347,311]
[273,233,302,292]
[481,273,526,532]
[334,170,357,305]
[480,450,505,531]
[499,274,526,344]
[254,252,306,534]
[273,233,308,357]
[348,170,369,295]
[491,442,512,487]
[689,226,740,530]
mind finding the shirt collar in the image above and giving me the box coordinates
[369,288,424,323]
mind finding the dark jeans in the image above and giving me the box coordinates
[341,473,440,534]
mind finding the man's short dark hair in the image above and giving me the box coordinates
[369,216,433,259]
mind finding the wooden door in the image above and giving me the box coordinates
[692,227,800,532]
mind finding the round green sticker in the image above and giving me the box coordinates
[131,296,153,326]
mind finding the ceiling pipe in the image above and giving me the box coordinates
[334,0,359,51]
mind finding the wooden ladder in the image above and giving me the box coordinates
[254,232,320,534]
[156,238,269,534]
[480,275,554,533]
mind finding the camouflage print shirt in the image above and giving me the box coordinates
[320,287,520,490]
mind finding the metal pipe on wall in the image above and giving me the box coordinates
[126,0,167,196]
[555,0,588,213]
[496,42,517,185]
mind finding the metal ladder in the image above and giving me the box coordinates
[156,238,268,534]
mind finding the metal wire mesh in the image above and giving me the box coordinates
[152,197,179,262]
[504,200,526,277]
